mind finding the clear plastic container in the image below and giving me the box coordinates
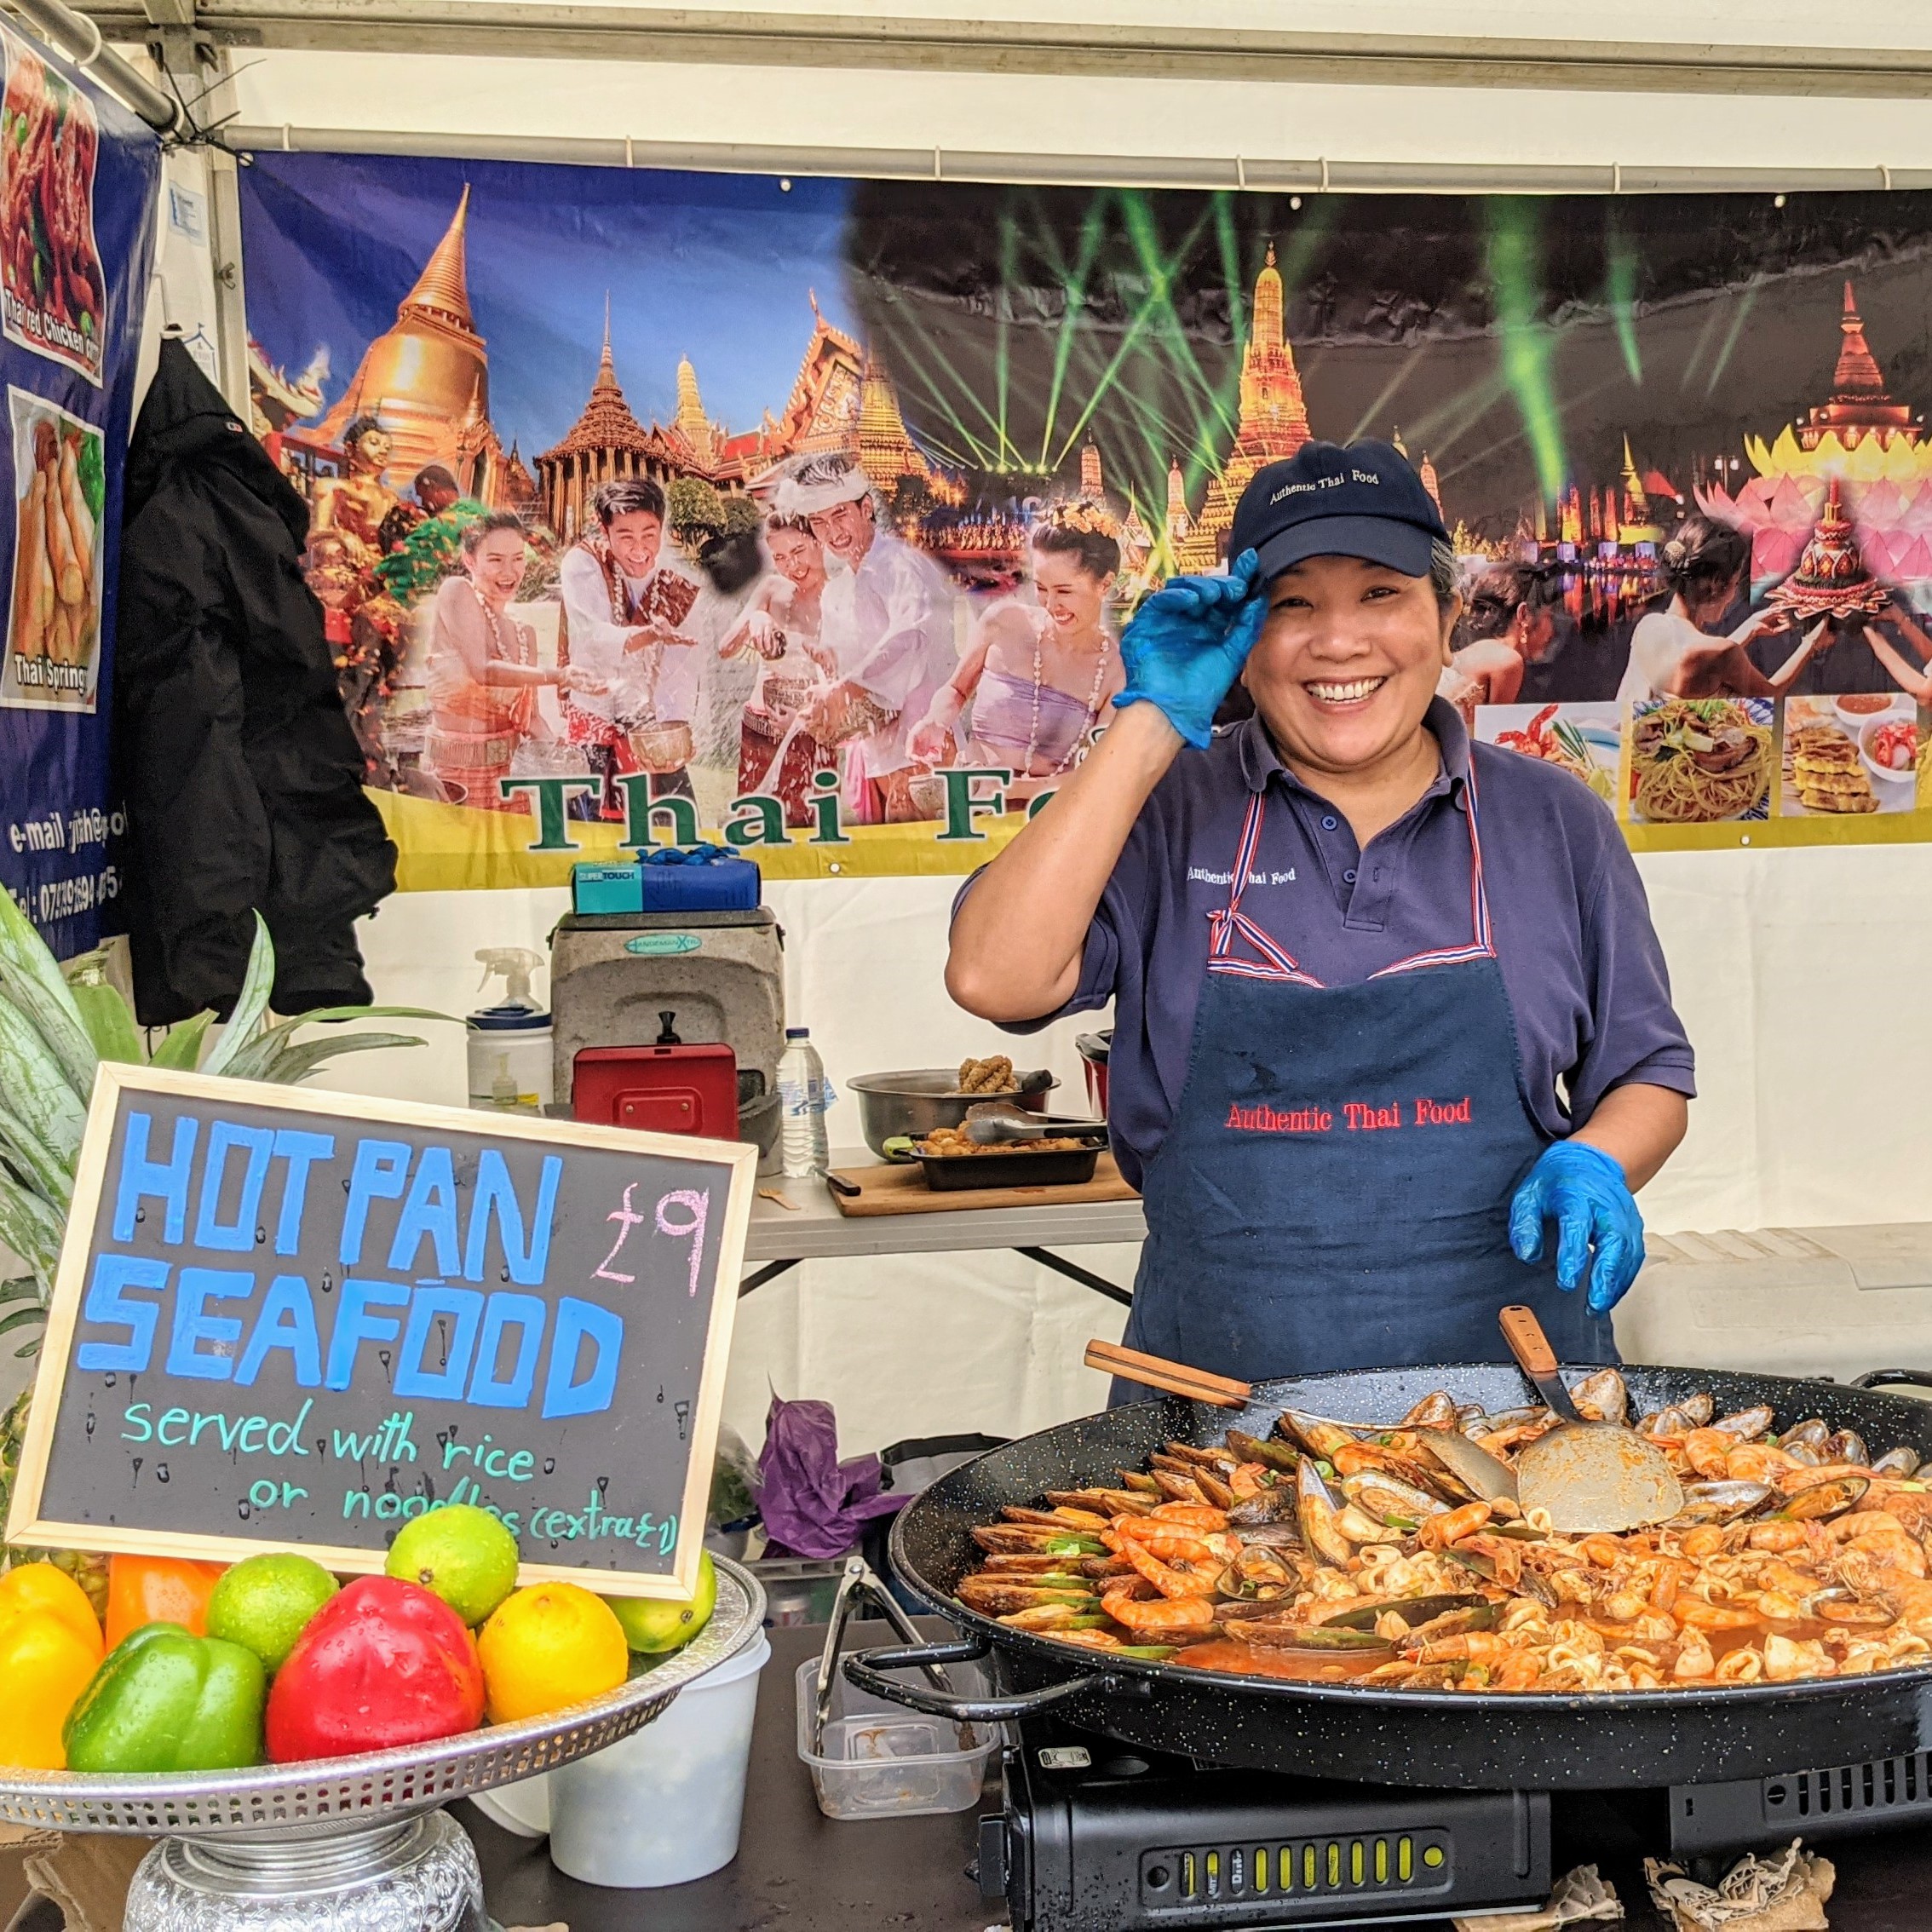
[546,1632,771,1887]
[794,1653,998,1820]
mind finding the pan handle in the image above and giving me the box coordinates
[1851,1369,1932,1391]
[842,1639,1118,1722]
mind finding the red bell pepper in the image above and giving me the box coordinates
[264,1577,484,1764]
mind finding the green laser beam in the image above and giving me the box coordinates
[1677,298,1729,394]
[1038,192,1110,468]
[1705,278,1762,394]
[1605,214,1642,386]
[1349,352,1429,443]
[1482,198,1567,503]
[994,210,1020,469]
[1049,198,1222,470]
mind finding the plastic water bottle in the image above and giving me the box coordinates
[778,1027,832,1177]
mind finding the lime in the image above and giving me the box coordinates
[386,1504,520,1626]
[603,1550,716,1654]
[477,1583,629,1723]
[206,1553,338,1672]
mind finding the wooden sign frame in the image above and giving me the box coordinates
[6,1061,757,1599]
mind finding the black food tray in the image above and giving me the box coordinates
[915,1145,1101,1190]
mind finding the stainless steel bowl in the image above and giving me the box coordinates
[848,1067,1057,1159]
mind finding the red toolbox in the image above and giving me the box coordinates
[572,1013,739,1140]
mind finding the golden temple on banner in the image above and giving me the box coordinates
[302,187,522,507]
[1176,244,1314,571]
[261,183,945,539]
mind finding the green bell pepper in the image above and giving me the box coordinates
[63,1623,265,1774]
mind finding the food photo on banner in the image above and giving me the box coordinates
[235,155,1932,884]
[0,26,158,949]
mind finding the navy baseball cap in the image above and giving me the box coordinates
[1229,438,1451,583]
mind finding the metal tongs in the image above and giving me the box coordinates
[810,1555,958,1754]
[963,1100,1109,1146]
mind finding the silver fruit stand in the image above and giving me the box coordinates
[0,1556,767,1932]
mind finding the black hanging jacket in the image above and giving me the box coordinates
[116,338,397,1023]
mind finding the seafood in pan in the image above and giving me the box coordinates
[954,1376,1932,1692]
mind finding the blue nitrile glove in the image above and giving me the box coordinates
[1508,1140,1646,1316]
[1113,548,1268,750]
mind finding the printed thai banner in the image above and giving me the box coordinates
[237,155,1932,887]
[0,27,158,949]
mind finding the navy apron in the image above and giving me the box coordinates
[1118,759,1615,1393]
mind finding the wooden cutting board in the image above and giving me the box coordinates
[826,1153,1140,1216]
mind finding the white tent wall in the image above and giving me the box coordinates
[118,3,1932,1450]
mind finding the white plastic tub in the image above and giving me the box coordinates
[794,1653,997,1820]
[545,1630,772,1888]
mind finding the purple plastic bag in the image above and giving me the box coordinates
[756,1396,904,1560]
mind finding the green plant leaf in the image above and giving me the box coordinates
[0,1305,46,1339]
[282,1005,456,1027]
[0,1276,39,1305]
[0,1165,65,1292]
[149,1010,215,1072]
[0,888,95,1098]
[69,977,143,1065]
[262,1034,425,1086]
[0,1101,72,1209]
[200,913,277,1078]
[220,1006,455,1084]
[0,995,85,1165]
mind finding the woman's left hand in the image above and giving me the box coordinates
[1508,1140,1645,1315]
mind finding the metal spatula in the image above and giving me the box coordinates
[1498,1305,1683,1533]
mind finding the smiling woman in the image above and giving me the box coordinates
[946,438,1693,1394]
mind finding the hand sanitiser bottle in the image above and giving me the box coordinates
[469,947,553,1115]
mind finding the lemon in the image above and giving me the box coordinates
[477,1583,629,1724]
[386,1505,520,1627]
[603,1551,717,1654]
[206,1553,338,1672]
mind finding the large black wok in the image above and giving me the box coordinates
[847,1361,1932,1790]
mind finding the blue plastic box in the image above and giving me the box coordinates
[641,848,762,911]
[572,851,762,915]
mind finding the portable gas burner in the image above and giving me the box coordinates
[977,1713,1550,1932]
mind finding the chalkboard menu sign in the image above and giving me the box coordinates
[6,1065,756,1599]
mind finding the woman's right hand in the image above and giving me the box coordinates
[1115,549,1267,749]
[557,666,607,696]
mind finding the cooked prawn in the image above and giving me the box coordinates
[1101,1581,1216,1633]
[1417,1502,1492,1550]
[1120,1538,1222,1600]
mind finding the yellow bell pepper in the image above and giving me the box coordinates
[0,1563,105,1769]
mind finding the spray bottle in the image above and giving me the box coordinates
[468,947,553,1115]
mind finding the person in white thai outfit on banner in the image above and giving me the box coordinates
[557,477,705,811]
[722,513,841,825]
[785,453,958,824]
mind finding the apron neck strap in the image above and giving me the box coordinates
[1209,750,1493,980]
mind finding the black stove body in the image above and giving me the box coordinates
[979,1717,1932,1931]
[981,1715,1550,1932]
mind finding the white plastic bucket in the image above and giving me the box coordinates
[545,1631,772,1888]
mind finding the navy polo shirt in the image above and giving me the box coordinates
[976,698,1695,1192]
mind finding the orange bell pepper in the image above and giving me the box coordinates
[104,1555,227,1650]
[0,1563,104,1768]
